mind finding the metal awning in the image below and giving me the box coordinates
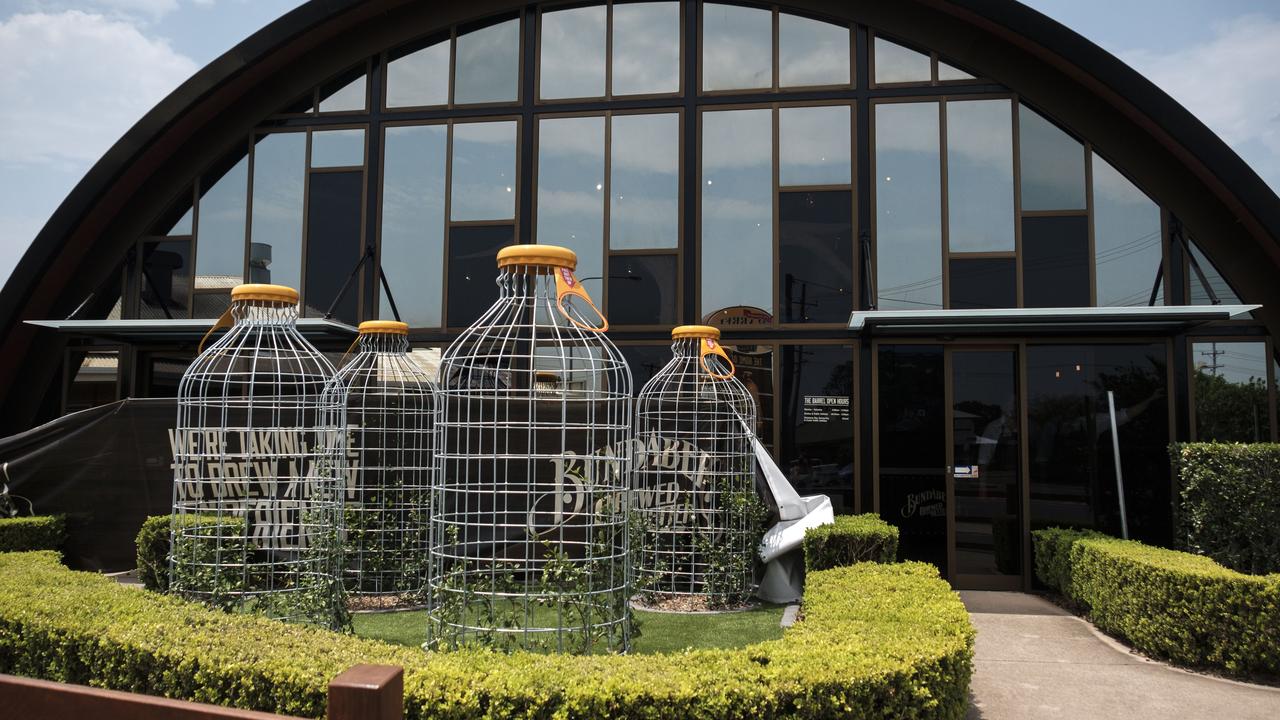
[26,318,358,343]
[848,305,1260,336]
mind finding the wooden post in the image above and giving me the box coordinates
[327,665,403,720]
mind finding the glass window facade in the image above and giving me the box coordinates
[454,18,521,105]
[539,6,606,99]
[875,101,942,310]
[873,38,930,84]
[609,112,679,250]
[249,132,306,291]
[386,38,450,108]
[946,99,1014,253]
[1192,340,1272,442]
[450,121,517,221]
[779,105,851,186]
[537,116,606,297]
[778,13,850,87]
[380,124,446,327]
[702,3,772,91]
[612,2,680,95]
[1093,155,1164,306]
[1019,106,1086,211]
[701,108,772,316]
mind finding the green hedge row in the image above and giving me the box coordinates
[0,551,973,719]
[1170,443,1280,574]
[802,513,899,571]
[1032,528,1280,676]
[0,515,64,553]
[135,514,248,593]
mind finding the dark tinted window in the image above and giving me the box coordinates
[1023,215,1089,308]
[780,345,855,513]
[607,254,677,326]
[140,239,191,319]
[447,225,514,327]
[304,171,363,322]
[618,344,673,395]
[950,258,1015,309]
[780,191,853,324]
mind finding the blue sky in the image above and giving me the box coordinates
[0,0,1277,285]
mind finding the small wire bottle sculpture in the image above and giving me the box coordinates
[427,245,633,653]
[335,320,436,600]
[170,283,345,628]
[633,325,759,602]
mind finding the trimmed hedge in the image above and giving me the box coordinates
[135,514,248,593]
[1170,443,1280,574]
[0,515,64,552]
[803,513,899,571]
[0,551,973,719]
[1032,528,1280,676]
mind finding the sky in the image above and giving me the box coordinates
[0,0,1277,287]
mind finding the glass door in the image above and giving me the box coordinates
[947,348,1025,590]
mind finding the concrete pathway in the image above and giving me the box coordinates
[962,591,1280,720]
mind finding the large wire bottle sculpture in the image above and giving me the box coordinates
[427,245,633,653]
[335,320,436,599]
[633,325,759,602]
[170,284,345,627]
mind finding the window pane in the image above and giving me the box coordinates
[1023,215,1089,308]
[778,13,849,87]
[947,99,1014,252]
[610,113,679,250]
[249,133,307,291]
[937,61,974,81]
[1188,241,1241,305]
[1093,155,1163,306]
[66,351,118,413]
[702,3,771,91]
[875,102,941,310]
[195,153,248,298]
[779,190,852,323]
[386,39,449,108]
[448,225,514,327]
[950,258,1015,309]
[537,116,605,299]
[304,170,363,322]
[874,38,930,84]
[310,128,365,167]
[451,121,517,221]
[1193,341,1270,442]
[618,344,671,394]
[1019,106,1085,211]
[318,69,366,112]
[540,5,605,99]
[781,344,854,513]
[454,18,520,104]
[608,254,677,326]
[140,239,191,319]
[382,125,447,327]
[612,2,680,95]
[779,105,851,186]
[701,108,772,317]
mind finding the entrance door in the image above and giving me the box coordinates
[947,348,1024,590]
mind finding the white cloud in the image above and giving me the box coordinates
[1120,14,1280,191]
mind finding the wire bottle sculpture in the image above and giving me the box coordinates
[170,283,346,628]
[335,320,436,599]
[427,245,633,653]
[633,325,760,603]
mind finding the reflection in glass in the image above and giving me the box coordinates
[702,3,771,91]
[947,99,1014,252]
[537,116,605,299]
[781,345,855,513]
[1193,341,1271,442]
[311,128,365,167]
[875,102,941,309]
[950,258,1015,309]
[140,239,190,319]
[608,254,677,326]
[381,125,446,327]
[874,37,930,84]
[304,171,362,322]
[618,345,670,395]
[170,207,193,236]
[701,109,772,316]
[1188,241,1241,305]
[937,60,975,81]
[454,18,520,104]
[728,342,775,450]
[250,133,306,291]
[318,69,366,112]
[153,193,194,236]
[1093,155,1164,306]
[610,113,679,249]
[386,39,449,107]
[612,2,679,95]
[451,121,517,221]
[195,153,248,298]
[1028,344,1170,545]
[779,13,849,87]
[1019,106,1085,211]
[779,191,852,323]
[779,105,851,186]
[878,345,947,573]
[540,5,605,99]
[1023,215,1089,308]
[448,225,513,327]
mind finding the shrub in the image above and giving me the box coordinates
[1170,442,1280,574]
[1031,528,1280,676]
[803,513,898,571]
[135,514,248,593]
[0,551,973,719]
[0,515,64,553]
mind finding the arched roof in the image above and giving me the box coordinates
[1,0,1278,430]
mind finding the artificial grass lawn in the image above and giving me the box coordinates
[351,605,786,654]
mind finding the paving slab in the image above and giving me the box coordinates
[962,590,1280,720]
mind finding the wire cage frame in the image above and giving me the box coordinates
[427,244,633,654]
[334,320,437,599]
[169,284,346,628]
[633,325,760,601]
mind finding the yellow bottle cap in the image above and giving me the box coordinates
[496,244,577,270]
[671,325,721,340]
[230,284,298,305]
[357,320,410,336]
